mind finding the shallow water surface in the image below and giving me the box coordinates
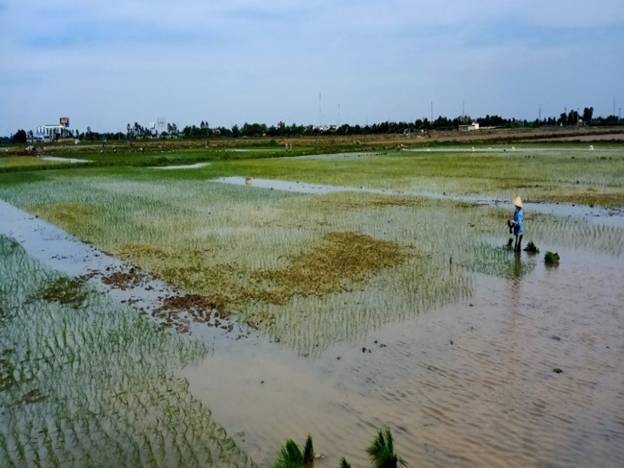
[184,247,624,467]
[213,176,624,227]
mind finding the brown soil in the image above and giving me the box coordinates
[101,268,145,290]
[156,294,226,316]
[250,231,409,305]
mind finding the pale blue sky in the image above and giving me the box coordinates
[1,0,623,134]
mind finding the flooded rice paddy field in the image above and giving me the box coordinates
[1,143,623,466]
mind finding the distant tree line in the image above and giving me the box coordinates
[2,108,623,143]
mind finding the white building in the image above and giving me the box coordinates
[458,122,480,132]
[34,117,72,141]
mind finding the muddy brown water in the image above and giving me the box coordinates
[184,247,624,467]
[2,198,624,467]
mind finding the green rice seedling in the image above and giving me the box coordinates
[467,243,536,280]
[523,241,540,254]
[545,251,561,266]
[274,435,314,468]
[0,235,254,468]
[367,429,405,468]
[303,435,314,466]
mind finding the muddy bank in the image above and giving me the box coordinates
[212,176,624,227]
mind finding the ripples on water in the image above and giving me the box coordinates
[187,248,624,467]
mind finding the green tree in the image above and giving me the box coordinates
[11,129,27,144]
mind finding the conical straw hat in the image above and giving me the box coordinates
[512,196,523,208]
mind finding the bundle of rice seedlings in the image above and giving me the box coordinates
[544,251,560,266]
[523,241,539,254]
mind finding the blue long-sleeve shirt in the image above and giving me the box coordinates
[513,208,524,235]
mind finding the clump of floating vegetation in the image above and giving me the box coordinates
[545,251,561,266]
[30,276,88,308]
[523,241,540,254]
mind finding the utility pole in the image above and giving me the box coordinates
[318,92,323,127]
[462,100,465,117]
[538,105,542,120]
[430,101,434,121]
[613,96,617,116]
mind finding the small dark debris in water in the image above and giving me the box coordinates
[524,241,540,254]
[551,335,561,341]
[379,343,387,348]
[362,347,367,353]
[22,389,46,404]
[545,251,560,266]
[336,356,341,360]
[374,340,378,344]
[606,345,610,349]
[469,303,474,307]
[450,340,454,345]
[274,337,281,343]
[260,380,264,384]
[553,368,563,374]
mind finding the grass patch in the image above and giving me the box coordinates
[252,232,408,305]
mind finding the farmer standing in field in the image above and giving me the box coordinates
[509,196,524,253]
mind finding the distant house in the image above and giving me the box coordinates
[34,117,72,141]
[458,122,480,132]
